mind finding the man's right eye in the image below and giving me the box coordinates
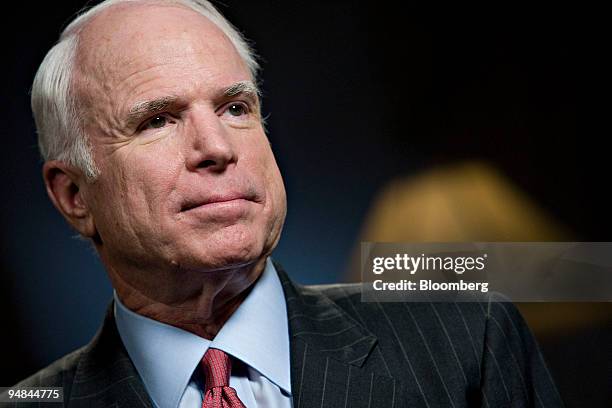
[141,115,173,131]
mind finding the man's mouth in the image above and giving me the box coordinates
[180,193,254,212]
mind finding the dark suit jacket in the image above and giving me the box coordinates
[3,264,563,407]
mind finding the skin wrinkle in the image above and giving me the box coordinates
[75,21,202,140]
[82,69,259,147]
[48,2,287,340]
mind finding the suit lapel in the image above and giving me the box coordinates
[276,263,398,408]
[68,303,153,408]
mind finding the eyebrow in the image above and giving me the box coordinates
[124,81,260,129]
[126,96,179,129]
[222,80,260,98]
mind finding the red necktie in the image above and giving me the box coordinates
[201,348,247,408]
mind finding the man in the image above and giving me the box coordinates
[4,0,564,407]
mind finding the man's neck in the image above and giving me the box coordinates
[108,257,267,339]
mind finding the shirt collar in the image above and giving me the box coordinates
[114,258,291,408]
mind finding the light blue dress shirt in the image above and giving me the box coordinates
[114,258,293,408]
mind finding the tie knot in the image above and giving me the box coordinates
[201,348,232,391]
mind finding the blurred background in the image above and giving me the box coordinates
[2,1,610,406]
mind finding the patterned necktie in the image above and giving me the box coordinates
[201,348,247,408]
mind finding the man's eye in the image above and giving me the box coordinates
[142,115,169,130]
[225,103,249,117]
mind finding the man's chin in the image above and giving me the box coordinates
[165,223,274,271]
[173,244,266,273]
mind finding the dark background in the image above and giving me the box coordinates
[2,1,610,406]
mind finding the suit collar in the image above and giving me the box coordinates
[69,303,154,408]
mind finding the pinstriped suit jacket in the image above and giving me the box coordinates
[4,263,563,407]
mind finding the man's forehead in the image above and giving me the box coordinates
[75,2,234,76]
[71,1,250,117]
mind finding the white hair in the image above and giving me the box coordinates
[32,0,260,180]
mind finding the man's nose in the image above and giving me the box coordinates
[184,107,237,172]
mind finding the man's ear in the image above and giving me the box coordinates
[43,161,97,238]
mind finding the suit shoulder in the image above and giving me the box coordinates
[8,346,86,389]
[305,282,500,322]
[297,279,529,349]
[302,285,531,352]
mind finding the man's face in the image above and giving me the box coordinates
[74,3,286,274]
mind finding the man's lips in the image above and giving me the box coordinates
[180,194,255,212]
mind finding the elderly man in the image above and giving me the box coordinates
[4,0,564,407]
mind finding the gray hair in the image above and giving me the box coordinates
[32,0,259,180]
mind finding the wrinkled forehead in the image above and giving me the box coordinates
[73,2,243,97]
